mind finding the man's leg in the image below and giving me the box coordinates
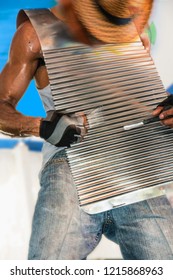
[105,196,173,259]
[28,152,103,260]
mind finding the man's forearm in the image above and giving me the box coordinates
[0,100,42,137]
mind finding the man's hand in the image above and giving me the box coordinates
[40,107,104,147]
[40,110,87,147]
[152,95,173,128]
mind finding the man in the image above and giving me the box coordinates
[0,0,173,260]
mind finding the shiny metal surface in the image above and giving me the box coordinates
[23,9,173,214]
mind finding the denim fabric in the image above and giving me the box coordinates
[28,151,173,260]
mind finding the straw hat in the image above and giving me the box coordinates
[72,0,153,43]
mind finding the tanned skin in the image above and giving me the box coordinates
[0,0,158,139]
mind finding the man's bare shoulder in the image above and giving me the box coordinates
[11,20,42,61]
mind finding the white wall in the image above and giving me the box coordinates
[0,139,122,260]
[0,141,41,259]
[150,0,173,90]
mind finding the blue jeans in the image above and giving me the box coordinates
[28,151,173,260]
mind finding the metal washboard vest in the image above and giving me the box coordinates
[18,9,173,214]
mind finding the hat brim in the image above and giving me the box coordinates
[73,0,153,43]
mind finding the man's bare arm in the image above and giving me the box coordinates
[0,20,42,137]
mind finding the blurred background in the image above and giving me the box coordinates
[0,0,173,260]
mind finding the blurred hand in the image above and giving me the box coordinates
[152,95,173,128]
[40,110,87,147]
[140,32,150,52]
[39,107,104,147]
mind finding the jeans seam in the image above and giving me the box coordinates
[57,206,79,259]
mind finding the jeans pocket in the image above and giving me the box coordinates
[39,150,67,185]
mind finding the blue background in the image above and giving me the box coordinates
[0,1,57,117]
